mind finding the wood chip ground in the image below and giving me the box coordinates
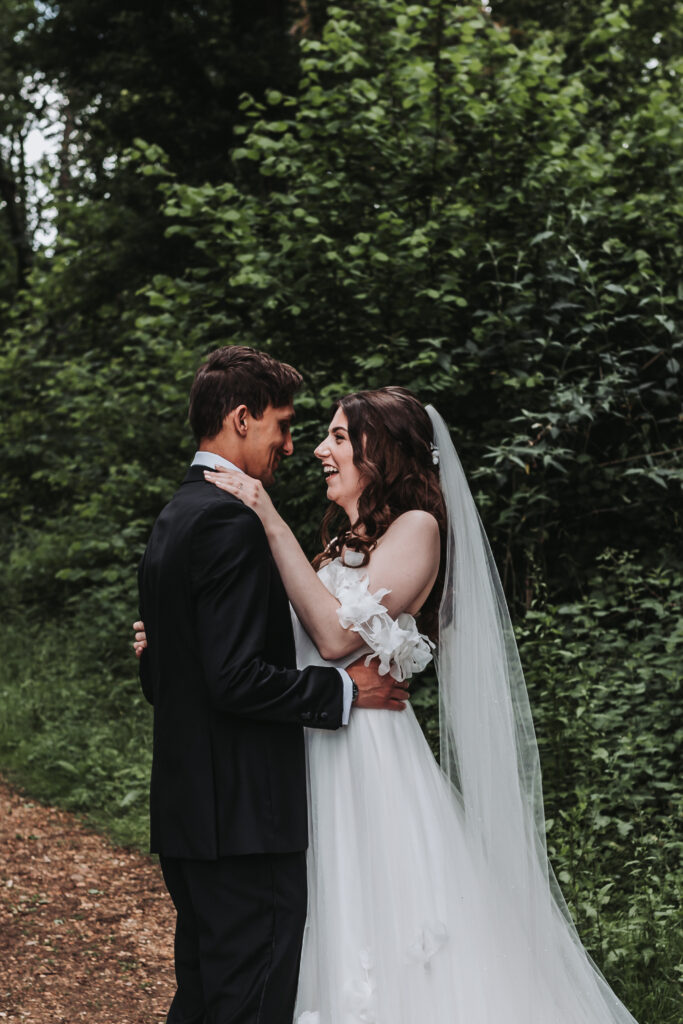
[0,778,176,1023]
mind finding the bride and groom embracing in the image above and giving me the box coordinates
[135,346,639,1024]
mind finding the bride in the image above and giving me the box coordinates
[137,386,639,1024]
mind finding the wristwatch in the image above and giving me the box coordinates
[351,681,359,704]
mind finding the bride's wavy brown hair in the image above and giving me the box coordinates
[312,386,447,637]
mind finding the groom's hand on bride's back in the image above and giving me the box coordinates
[347,657,410,712]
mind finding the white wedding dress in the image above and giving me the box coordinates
[290,555,637,1024]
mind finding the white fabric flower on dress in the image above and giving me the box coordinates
[406,920,449,969]
[344,947,377,1022]
[324,561,434,682]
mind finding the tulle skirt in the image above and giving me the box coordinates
[294,705,635,1024]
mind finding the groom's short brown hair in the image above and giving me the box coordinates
[189,345,303,443]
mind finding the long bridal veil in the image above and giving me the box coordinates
[426,405,638,1024]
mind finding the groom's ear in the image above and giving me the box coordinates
[227,405,249,438]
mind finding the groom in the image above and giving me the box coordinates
[137,346,406,1024]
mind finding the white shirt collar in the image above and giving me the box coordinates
[191,451,244,473]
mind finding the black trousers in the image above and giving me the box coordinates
[159,852,308,1024]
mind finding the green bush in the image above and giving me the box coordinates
[519,552,682,1019]
[0,612,152,849]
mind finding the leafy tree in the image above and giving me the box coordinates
[34,0,303,185]
[0,0,321,605]
[126,1,682,595]
[0,0,38,293]
[1,0,680,639]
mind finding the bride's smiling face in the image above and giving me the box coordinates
[314,408,363,518]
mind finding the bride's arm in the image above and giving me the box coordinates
[203,468,440,662]
[270,509,440,661]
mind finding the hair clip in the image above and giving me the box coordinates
[430,443,440,466]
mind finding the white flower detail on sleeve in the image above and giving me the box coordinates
[328,563,434,682]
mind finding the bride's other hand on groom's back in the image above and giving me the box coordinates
[132,620,147,658]
[347,656,409,711]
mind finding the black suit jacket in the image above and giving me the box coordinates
[137,466,343,859]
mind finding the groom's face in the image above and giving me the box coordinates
[244,403,295,485]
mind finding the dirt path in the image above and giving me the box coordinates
[0,779,176,1023]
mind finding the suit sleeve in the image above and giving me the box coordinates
[137,554,154,706]
[191,499,344,727]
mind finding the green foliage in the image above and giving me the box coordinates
[0,613,152,849]
[127,0,682,596]
[0,0,38,294]
[34,0,302,185]
[522,553,682,831]
[518,552,682,1011]
[3,0,682,609]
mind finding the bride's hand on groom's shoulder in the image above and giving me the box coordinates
[132,620,147,658]
[348,656,410,712]
[203,467,276,527]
